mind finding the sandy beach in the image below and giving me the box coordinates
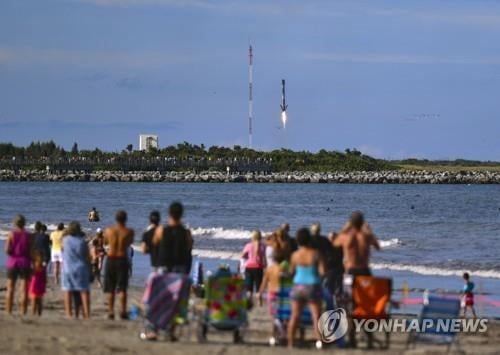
[1,272,499,355]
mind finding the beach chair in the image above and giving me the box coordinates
[140,271,191,340]
[351,276,392,349]
[191,260,205,298]
[406,295,462,353]
[196,269,248,343]
[269,275,313,345]
[270,274,333,348]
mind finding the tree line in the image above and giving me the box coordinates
[0,140,393,171]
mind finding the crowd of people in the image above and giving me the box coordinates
[4,202,192,321]
[241,211,380,347]
[4,204,384,348]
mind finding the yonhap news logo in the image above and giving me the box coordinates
[318,308,349,342]
[318,307,488,343]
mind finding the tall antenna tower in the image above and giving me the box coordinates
[248,45,253,148]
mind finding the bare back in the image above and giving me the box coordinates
[335,226,379,270]
[104,225,134,258]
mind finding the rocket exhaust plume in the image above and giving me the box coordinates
[280,79,288,129]
[281,111,287,129]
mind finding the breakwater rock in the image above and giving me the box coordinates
[1,170,500,184]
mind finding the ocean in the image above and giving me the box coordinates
[0,182,499,317]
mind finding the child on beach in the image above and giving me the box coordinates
[29,252,47,316]
[462,273,476,318]
[258,252,289,341]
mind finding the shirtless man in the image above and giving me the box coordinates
[104,210,134,319]
[334,211,380,276]
[334,211,380,348]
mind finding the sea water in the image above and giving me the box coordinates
[0,182,499,316]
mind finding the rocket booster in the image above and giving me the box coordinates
[280,79,287,112]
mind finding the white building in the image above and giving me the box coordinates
[139,134,159,151]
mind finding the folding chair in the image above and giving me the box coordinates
[351,276,392,349]
[196,270,248,343]
[407,295,462,353]
[271,275,313,346]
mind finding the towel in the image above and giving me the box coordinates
[142,272,191,330]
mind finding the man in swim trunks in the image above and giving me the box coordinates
[333,211,380,276]
[334,212,380,348]
[104,210,134,320]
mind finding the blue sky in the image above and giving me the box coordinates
[1,0,500,159]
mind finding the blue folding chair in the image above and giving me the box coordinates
[407,295,462,353]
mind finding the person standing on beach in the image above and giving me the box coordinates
[310,223,336,288]
[328,232,344,297]
[50,223,65,285]
[281,223,297,253]
[287,228,325,349]
[5,215,32,315]
[154,202,192,274]
[241,230,266,299]
[104,210,134,319]
[29,251,47,316]
[90,228,105,288]
[141,210,160,271]
[333,211,380,276]
[33,221,51,266]
[272,228,292,262]
[462,273,477,318]
[264,233,276,267]
[61,221,91,319]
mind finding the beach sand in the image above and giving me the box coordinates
[1,272,499,355]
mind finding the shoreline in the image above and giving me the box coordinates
[2,169,500,183]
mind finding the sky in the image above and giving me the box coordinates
[0,0,500,160]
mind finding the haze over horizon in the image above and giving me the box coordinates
[1,0,500,160]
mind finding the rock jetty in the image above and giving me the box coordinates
[1,169,499,184]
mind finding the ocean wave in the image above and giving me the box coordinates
[192,248,241,260]
[191,227,267,240]
[379,238,402,248]
[372,262,500,279]
[191,226,402,249]
[191,249,500,279]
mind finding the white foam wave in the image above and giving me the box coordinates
[191,249,500,280]
[192,248,241,260]
[26,223,60,231]
[191,227,262,240]
[372,262,500,279]
[192,226,402,249]
[0,223,96,240]
[379,238,402,248]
